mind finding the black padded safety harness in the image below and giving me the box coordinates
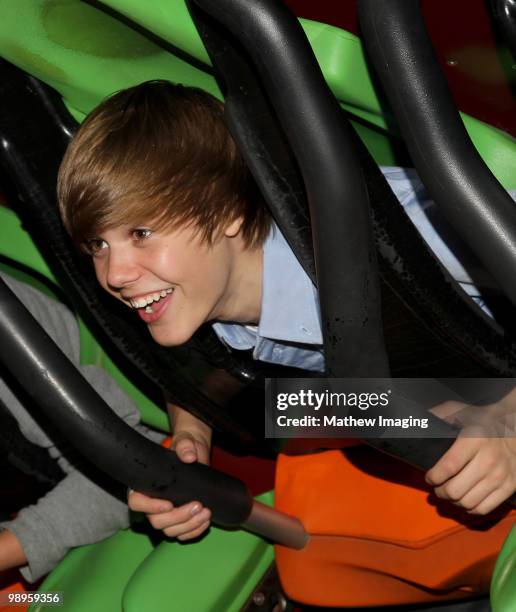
[186,0,459,469]
[359,0,516,309]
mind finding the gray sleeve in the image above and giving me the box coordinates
[0,273,165,581]
[2,470,132,583]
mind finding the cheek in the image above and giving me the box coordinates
[189,256,227,299]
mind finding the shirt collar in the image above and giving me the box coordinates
[257,225,322,345]
[212,224,323,349]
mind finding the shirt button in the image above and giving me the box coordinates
[300,325,312,335]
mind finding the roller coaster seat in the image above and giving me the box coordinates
[2,1,516,611]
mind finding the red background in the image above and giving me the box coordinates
[285,0,516,136]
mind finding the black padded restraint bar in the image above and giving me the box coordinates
[490,0,516,62]
[359,0,516,308]
[0,278,308,547]
[0,276,252,527]
[187,0,458,469]
[188,0,387,379]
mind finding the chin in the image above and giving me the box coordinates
[148,324,195,348]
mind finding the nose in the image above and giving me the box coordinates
[103,248,142,292]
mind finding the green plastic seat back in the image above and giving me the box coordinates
[491,526,516,612]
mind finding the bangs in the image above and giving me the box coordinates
[58,80,271,252]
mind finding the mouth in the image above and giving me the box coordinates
[127,287,174,323]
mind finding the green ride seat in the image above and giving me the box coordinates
[30,493,274,612]
[491,526,516,612]
[0,0,219,121]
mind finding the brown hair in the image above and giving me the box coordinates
[58,80,270,250]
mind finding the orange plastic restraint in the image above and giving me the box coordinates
[275,445,515,607]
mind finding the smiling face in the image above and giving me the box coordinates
[88,219,263,347]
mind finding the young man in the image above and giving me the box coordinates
[57,80,516,541]
[0,271,164,582]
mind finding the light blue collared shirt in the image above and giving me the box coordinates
[382,167,516,309]
[213,167,516,371]
[212,224,325,372]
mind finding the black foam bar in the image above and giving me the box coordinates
[0,276,253,527]
[187,0,459,468]
[358,0,516,308]
[490,0,516,62]
[188,0,387,379]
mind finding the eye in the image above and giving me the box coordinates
[83,238,108,257]
[131,227,153,242]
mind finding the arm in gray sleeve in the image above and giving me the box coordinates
[0,273,165,581]
[3,467,133,582]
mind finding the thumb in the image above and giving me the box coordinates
[173,433,198,463]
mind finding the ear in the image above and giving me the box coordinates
[224,216,244,238]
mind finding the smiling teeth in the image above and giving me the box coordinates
[129,287,173,309]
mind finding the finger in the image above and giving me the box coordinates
[426,437,480,486]
[128,490,173,514]
[432,452,487,502]
[174,435,198,463]
[147,502,205,530]
[162,508,212,539]
[453,477,501,512]
[177,520,211,541]
[468,482,515,515]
